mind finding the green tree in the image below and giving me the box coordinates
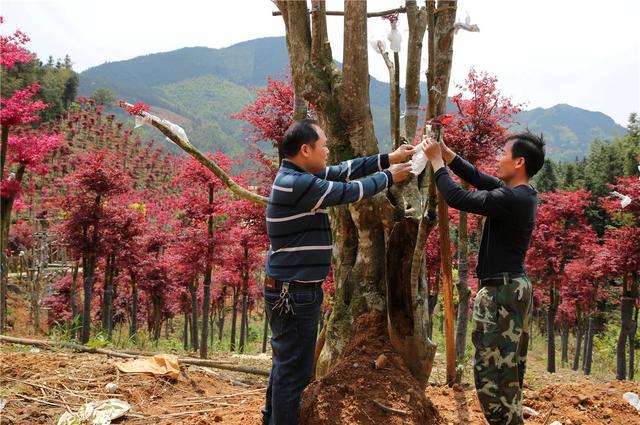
[534,159,559,192]
[91,88,116,107]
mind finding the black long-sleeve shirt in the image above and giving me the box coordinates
[434,155,538,280]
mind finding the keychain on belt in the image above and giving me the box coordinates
[272,282,295,316]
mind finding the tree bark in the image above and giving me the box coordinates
[129,272,138,339]
[218,286,226,342]
[70,263,79,339]
[102,254,115,339]
[183,307,189,351]
[230,286,239,352]
[151,292,162,344]
[403,1,427,145]
[547,284,558,373]
[455,197,471,378]
[239,245,249,353]
[80,250,97,344]
[617,295,635,380]
[561,321,569,365]
[0,163,25,332]
[583,314,596,375]
[629,306,637,381]
[200,185,214,359]
[572,309,582,371]
[189,279,199,351]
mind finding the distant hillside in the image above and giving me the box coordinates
[514,104,626,162]
[79,36,626,161]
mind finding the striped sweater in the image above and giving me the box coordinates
[265,154,393,282]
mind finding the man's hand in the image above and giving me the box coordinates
[421,135,456,164]
[422,137,446,171]
[422,137,443,161]
[389,144,417,164]
[388,162,413,183]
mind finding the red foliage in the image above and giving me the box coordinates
[0,16,35,69]
[119,101,150,115]
[0,83,47,128]
[444,69,522,165]
[8,131,61,171]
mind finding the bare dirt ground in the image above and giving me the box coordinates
[1,295,638,424]
[2,340,639,424]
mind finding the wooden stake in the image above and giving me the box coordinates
[425,0,458,386]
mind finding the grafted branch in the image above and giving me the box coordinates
[119,103,267,205]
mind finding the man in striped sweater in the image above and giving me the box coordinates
[262,119,414,425]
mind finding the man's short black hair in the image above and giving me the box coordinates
[506,131,546,178]
[280,119,320,158]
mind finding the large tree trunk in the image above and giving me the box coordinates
[275,0,457,388]
[200,185,214,358]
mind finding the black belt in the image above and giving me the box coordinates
[264,276,323,290]
[479,272,527,288]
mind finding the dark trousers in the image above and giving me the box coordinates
[262,284,323,425]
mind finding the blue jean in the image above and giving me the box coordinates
[262,284,323,425]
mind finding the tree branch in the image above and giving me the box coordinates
[277,1,312,121]
[272,6,407,18]
[119,103,267,205]
[0,335,270,376]
[403,0,428,145]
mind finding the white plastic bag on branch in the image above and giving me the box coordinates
[454,12,480,34]
[387,21,402,53]
[410,125,433,175]
[611,191,632,208]
[137,109,190,144]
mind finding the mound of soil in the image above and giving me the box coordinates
[300,312,440,425]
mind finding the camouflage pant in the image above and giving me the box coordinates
[472,275,533,425]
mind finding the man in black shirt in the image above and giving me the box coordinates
[423,132,545,425]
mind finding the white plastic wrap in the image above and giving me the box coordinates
[387,22,402,53]
[410,142,428,175]
[611,190,632,208]
[410,125,435,175]
[454,12,480,34]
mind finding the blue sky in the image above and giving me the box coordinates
[2,0,639,125]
